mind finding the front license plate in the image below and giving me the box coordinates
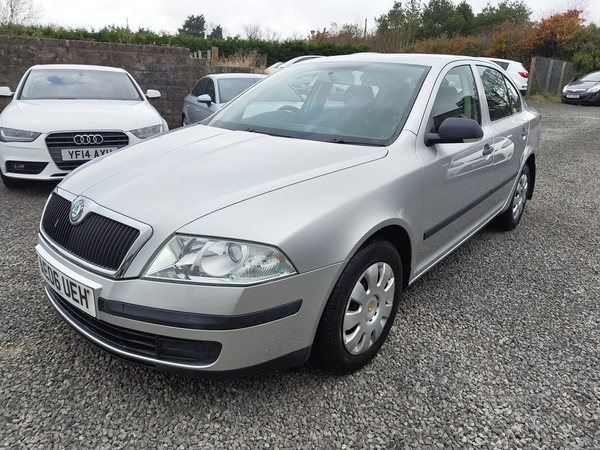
[61,148,117,161]
[566,94,579,99]
[38,256,97,317]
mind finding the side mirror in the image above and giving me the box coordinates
[425,117,484,147]
[197,94,212,105]
[0,87,14,98]
[145,89,161,100]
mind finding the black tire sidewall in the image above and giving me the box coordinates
[320,240,402,373]
[509,164,531,227]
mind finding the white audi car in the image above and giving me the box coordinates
[0,64,168,189]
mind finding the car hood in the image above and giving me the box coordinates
[0,99,162,132]
[565,80,600,91]
[59,125,387,232]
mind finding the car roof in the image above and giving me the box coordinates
[29,64,128,73]
[311,53,489,70]
[207,73,266,80]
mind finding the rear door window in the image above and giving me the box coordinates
[477,66,511,121]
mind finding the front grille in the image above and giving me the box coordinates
[41,193,139,271]
[47,285,222,365]
[45,132,129,170]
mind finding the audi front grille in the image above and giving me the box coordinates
[45,131,129,170]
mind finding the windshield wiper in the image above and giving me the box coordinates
[324,137,383,147]
[243,128,292,138]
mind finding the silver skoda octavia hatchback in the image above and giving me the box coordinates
[36,54,541,376]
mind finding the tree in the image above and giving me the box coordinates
[473,0,531,34]
[0,0,43,25]
[526,9,584,59]
[375,1,422,51]
[207,25,223,40]
[178,14,206,38]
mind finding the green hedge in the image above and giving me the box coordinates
[0,24,369,66]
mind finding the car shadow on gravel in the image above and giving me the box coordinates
[0,180,59,198]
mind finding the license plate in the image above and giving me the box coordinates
[566,94,579,99]
[61,148,117,161]
[38,256,97,317]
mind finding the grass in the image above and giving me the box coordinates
[528,93,561,103]
[217,50,267,73]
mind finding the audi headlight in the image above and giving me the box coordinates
[587,85,600,93]
[0,127,41,142]
[130,124,163,139]
[143,235,297,285]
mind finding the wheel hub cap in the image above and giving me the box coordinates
[342,262,396,355]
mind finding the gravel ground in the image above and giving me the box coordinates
[1,101,599,449]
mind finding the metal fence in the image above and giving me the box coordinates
[527,56,575,97]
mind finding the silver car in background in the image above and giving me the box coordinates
[36,54,540,376]
[181,73,265,125]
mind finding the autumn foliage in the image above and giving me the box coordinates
[525,10,584,58]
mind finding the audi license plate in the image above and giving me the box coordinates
[566,94,580,99]
[38,255,97,317]
[61,148,117,161]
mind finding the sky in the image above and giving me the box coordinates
[38,0,600,39]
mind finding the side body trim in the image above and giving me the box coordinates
[99,298,304,330]
[423,172,517,240]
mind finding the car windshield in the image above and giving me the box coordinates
[206,61,428,146]
[218,78,263,103]
[580,72,600,82]
[19,69,142,100]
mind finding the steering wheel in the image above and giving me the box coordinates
[278,105,304,115]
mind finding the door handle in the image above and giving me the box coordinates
[482,144,493,156]
[521,128,528,137]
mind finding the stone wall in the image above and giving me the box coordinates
[0,36,254,129]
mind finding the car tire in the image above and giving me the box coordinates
[495,164,531,231]
[311,239,402,374]
[1,171,28,189]
[182,115,188,127]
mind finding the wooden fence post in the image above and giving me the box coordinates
[557,62,567,96]
[526,57,536,98]
[212,47,218,65]
[544,59,554,94]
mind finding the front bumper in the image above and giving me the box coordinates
[36,234,344,375]
[561,91,600,105]
[0,132,142,181]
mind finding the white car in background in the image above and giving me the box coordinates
[0,64,168,189]
[268,55,324,74]
[265,61,283,75]
[481,57,529,95]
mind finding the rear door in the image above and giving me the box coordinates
[475,65,529,210]
[415,63,497,270]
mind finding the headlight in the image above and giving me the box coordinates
[143,235,297,285]
[130,124,163,139]
[0,127,41,142]
[587,85,600,93]
[562,85,568,93]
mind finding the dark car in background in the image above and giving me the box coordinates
[562,71,600,105]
